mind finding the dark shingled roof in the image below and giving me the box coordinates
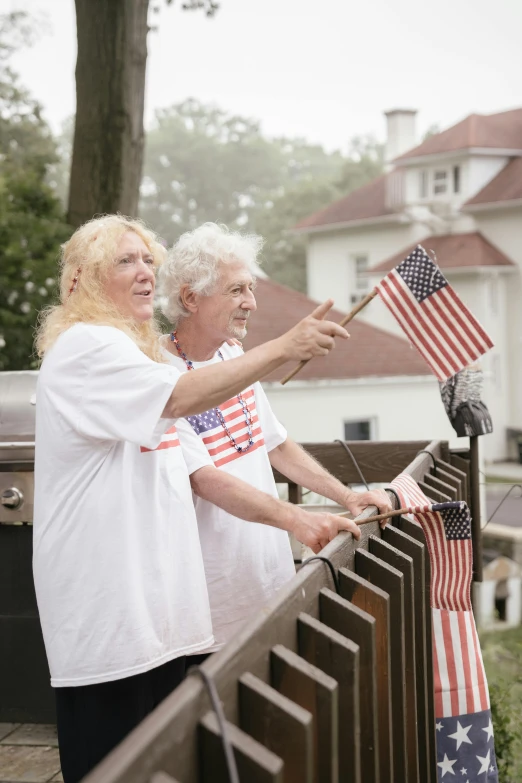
[370,232,515,273]
[465,156,522,208]
[242,278,431,382]
[293,174,394,232]
[395,108,522,162]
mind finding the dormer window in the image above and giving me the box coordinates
[433,170,448,195]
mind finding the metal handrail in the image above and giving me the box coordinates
[0,442,35,449]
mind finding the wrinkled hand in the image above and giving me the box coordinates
[292,508,361,554]
[279,300,349,362]
[344,488,392,529]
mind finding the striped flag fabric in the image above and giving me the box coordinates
[140,424,180,453]
[375,245,494,381]
[186,388,265,468]
[390,472,498,782]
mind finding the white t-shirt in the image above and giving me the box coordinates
[163,341,295,652]
[33,324,213,687]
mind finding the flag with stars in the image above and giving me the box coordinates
[186,388,265,468]
[375,245,494,381]
[390,472,498,782]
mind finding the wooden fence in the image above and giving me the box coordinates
[84,439,475,783]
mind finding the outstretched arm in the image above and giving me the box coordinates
[269,438,392,519]
[163,300,349,418]
[190,465,361,554]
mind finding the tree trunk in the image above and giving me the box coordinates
[67,0,149,228]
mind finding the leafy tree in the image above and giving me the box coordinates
[139,99,381,291]
[254,135,385,291]
[490,682,520,783]
[423,123,440,141]
[0,12,70,370]
[336,134,385,193]
[253,179,340,291]
[140,99,287,239]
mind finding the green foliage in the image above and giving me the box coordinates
[0,11,70,370]
[423,123,440,141]
[481,626,522,782]
[256,134,384,290]
[140,99,383,292]
[490,682,520,782]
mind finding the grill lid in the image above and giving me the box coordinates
[0,371,38,462]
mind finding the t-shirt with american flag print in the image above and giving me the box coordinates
[163,341,296,653]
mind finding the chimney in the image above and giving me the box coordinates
[384,109,417,167]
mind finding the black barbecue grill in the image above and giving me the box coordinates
[0,371,37,524]
[0,371,54,722]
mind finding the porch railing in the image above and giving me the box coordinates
[83,438,475,783]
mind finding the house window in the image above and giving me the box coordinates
[344,419,373,441]
[419,170,429,198]
[355,255,368,291]
[433,170,447,195]
[453,165,461,194]
[350,254,369,305]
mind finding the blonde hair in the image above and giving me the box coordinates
[36,215,168,363]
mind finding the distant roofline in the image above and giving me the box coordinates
[290,212,407,236]
[463,197,522,212]
[367,264,517,276]
[395,147,522,166]
[384,108,417,116]
[262,374,435,390]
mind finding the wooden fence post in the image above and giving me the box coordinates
[355,549,408,783]
[297,612,361,783]
[239,673,314,783]
[199,712,284,783]
[270,645,339,783]
[318,588,379,783]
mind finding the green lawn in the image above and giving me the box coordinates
[480,625,522,782]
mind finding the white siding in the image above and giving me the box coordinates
[465,156,510,200]
[474,209,522,428]
[263,376,459,444]
[306,223,423,314]
[301,155,522,461]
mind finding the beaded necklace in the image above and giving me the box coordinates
[170,331,255,454]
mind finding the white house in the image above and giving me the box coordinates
[291,107,522,462]
[242,277,457,447]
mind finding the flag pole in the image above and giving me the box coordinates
[336,506,412,525]
[469,434,483,582]
[280,288,378,385]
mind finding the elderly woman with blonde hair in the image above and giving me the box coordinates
[33,214,348,783]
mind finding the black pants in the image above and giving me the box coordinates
[55,655,186,783]
[185,651,211,669]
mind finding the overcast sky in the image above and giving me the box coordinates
[6,0,522,152]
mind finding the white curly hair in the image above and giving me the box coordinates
[159,222,263,326]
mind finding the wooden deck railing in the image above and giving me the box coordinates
[84,439,475,783]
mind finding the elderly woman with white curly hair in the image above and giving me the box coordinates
[33,214,350,783]
[158,222,392,670]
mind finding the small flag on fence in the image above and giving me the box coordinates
[375,245,494,381]
[389,472,498,782]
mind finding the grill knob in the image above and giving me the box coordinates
[1,488,24,510]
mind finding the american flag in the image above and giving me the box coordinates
[390,473,498,782]
[186,388,265,468]
[140,425,180,453]
[375,245,494,381]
